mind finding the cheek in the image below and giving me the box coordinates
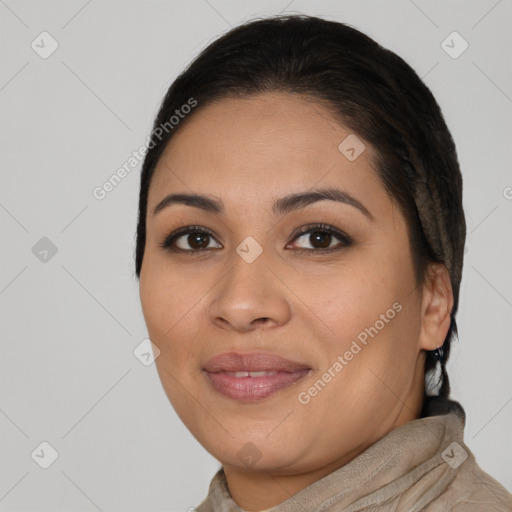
[330,300,420,410]
[139,260,202,356]
[297,262,419,394]
[291,262,392,342]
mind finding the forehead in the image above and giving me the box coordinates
[149,92,384,213]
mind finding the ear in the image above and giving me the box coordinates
[418,263,454,352]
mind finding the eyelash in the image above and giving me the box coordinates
[159,223,353,255]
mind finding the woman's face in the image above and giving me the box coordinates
[139,92,437,478]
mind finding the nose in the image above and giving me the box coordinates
[208,249,292,333]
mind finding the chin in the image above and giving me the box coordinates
[199,427,308,471]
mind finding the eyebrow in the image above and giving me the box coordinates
[152,187,374,221]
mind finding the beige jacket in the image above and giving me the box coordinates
[196,397,512,511]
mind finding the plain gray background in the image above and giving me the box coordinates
[1,0,511,510]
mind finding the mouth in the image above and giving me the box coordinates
[203,351,311,402]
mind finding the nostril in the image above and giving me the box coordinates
[252,317,272,327]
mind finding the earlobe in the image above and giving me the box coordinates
[418,263,454,352]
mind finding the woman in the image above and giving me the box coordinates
[134,14,512,511]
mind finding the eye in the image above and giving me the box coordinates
[159,223,352,255]
[159,225,222,253]
[287,223,352,253]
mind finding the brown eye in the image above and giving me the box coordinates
[289,223,353,253]
[160,226,222,252]
[183,232,211,250]
[307,230,333,249]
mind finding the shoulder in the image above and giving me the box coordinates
[194,468,233,512]
[420,396,511,511]
[433,448,512,511]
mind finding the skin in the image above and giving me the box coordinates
[139,92,454,511]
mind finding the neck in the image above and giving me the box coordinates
[222,444,366,511]
[223,355,426,511]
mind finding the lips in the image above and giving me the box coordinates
[224,370,279,377]
[203,351,310,373]
[203,352,311,401]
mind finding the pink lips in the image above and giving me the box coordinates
[203,352,311,401]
